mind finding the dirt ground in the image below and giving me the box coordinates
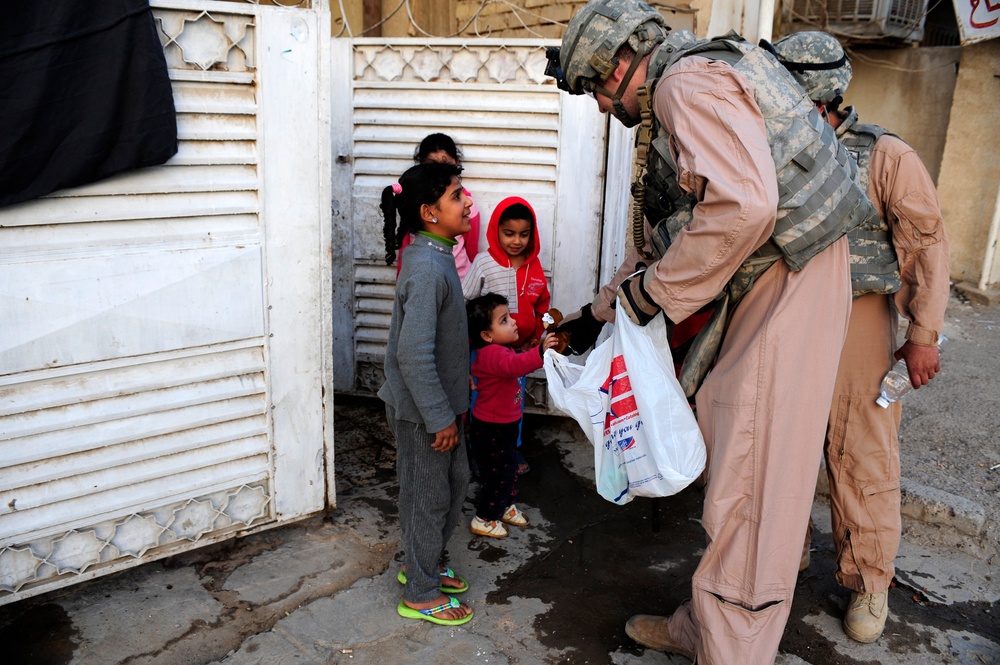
[1,295,997,665]
[898,294,1000,555]
[337,379,1000,663]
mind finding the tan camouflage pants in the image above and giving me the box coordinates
[667,237,851,664]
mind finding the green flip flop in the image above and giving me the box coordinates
[396,596,473,626]
[397,567,468,594]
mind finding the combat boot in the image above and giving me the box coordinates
[843,590,888,643]
[624,615,695,660]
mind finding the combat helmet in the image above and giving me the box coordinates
[769,31,852,105]
[553,0,669,125]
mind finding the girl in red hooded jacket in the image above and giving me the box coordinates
[462,197,550,475]
[461,196,550,349]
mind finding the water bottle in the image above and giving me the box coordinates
[875,336,946,408]
[876,358,912,408]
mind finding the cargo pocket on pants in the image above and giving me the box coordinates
[712,593,785,640]
[860,478,901,579]
[702,402,756,527]
[696,590,788,663]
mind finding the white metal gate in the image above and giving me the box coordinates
[330,37,621,411]
[0,0,332,604]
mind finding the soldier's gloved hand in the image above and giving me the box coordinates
[553,304,605,355]
[617,266,661,326]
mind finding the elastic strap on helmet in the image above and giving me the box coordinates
[778,54,848,72]
[600,20,666,126]
[759,38,848,73]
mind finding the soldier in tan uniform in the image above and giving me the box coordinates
[547,1,887,661]
[771,31,951,644]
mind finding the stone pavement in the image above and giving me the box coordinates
[2,296,998,664]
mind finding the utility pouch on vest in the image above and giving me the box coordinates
[848,228,901,297]
[677,293,728,398]
[646,134,697,257]
[650,206,695,257]
[771,112,868,271]
[674,244,782,397]
[840,119,902,298]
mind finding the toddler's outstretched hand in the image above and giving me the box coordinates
[432,421,460,452]
[538,333,561,357]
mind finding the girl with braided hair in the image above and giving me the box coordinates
[394,133,481,278]
[378,161,476,626]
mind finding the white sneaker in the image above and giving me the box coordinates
[470,516,508,539]
[501,504,528,527]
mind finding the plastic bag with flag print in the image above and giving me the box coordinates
[544,311,706,504]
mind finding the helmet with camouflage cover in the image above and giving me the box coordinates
[770,31,852,105]
[558,0,669,125]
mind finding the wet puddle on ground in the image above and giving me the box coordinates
[490,414,1000,664]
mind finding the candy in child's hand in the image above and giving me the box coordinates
[550,332,570,354]
[542,309,569,353]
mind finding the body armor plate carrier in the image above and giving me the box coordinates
[633,31,883,396]
[837,109,902,298]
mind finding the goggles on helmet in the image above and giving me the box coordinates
[546,46,610,100]
[544,46,574,94]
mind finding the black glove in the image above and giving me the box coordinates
[617,265,661,326]
[553,304,605,355]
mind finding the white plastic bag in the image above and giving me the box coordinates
[544,313,706,504]
[545,340,629,503]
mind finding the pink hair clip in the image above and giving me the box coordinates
[391,183,402,195]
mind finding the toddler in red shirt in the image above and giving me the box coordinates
[466,293,559,538]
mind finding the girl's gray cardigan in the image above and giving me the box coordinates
[378,234,470,433]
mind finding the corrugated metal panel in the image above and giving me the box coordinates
[0,3,289,604]
[0,214,260,258]
[1,0,331,605]
[0,191,259,226]
[347,42,564,391]
[354,265,395,367]
[171,140,257,166]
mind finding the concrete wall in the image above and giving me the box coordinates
[331,0,457,37]
[331,0,361,37]
[842,47,961,184]
[936,40,1000,287]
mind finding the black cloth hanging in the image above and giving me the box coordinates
[0,0,177,208]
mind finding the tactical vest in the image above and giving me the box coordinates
[837,108,902,298]
[632,31,882,396]
[640,32,879,271]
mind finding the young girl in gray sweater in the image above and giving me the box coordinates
[378,161,475,626]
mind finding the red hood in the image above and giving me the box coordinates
[486,196,541,268]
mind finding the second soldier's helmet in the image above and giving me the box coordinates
[770,31,852,105]
[559,0,669,95]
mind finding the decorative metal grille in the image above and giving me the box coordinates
[792,0,880,21]
[0,483,271,595]
[353,42,552,85]
[157,11,256,72]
